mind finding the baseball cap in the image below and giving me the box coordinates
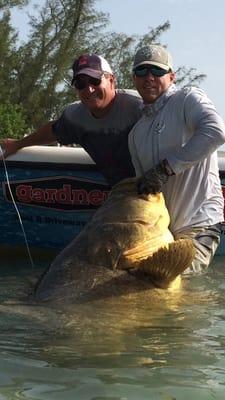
[133,45,173,72]
[71,54,113,84]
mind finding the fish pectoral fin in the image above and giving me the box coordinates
[135,239,195,289]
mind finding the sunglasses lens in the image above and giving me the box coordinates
[74,80,86,90]
[134,67,148,77]
[89,77,102,86]
[74,76,102,90]
[151,66,168,77]
[134,66,168,77]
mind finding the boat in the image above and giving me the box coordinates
[0,146,225,256]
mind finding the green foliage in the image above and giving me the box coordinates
[0,0,206,134]
[7,0,110,126]
[0,11,19,100]
[0,0,28,10]
[0,101,29,138]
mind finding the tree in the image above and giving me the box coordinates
[0,10,19,101]
[0,0,28,10]
[0,0,206,138]
[0,101,28,138]
[8,0,113,127]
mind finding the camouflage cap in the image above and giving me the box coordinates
[133,45,173,71]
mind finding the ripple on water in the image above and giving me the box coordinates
[0,257,224,398]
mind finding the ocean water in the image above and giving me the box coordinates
[0,254,225,400]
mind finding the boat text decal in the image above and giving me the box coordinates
[3,176,111,211]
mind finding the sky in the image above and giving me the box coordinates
[11,0,225,121]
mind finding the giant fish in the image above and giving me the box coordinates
[34,178,195,303]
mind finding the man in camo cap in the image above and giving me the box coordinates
[129,44,225,274]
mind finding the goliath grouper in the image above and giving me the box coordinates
[34,178,195,303]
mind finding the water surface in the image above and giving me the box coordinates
[0,254,224,399]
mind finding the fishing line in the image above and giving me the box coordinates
[0,145,35,268]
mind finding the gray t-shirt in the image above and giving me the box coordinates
[52,89,142,185]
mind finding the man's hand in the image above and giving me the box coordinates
[0,139,21,159]
[137,159,174,195]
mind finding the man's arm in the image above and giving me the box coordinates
[167,87,225,174]
[0,121,57,158]
[133,87,225,195]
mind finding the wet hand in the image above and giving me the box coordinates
[137,160,174,195]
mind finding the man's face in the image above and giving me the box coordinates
[74,74,116,117]
[133,66,175,104]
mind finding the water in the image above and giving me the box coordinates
[0,254,225,399]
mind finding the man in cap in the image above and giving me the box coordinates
[129,44,225,274]
[1,54,142,185]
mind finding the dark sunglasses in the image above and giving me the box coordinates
[73,76,102,90]
[134,65,169,78]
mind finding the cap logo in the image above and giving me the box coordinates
[78,56,89,67]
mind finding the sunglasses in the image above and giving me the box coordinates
[134,65,169,78]
[73,76,102,90]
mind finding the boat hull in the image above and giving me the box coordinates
[1,146,225,255]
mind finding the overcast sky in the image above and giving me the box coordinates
[12,0,225,122]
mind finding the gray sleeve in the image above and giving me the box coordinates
[52,103,82,145]
[167,87,225,174]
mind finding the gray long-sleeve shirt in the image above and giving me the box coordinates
[129,84,225,234]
